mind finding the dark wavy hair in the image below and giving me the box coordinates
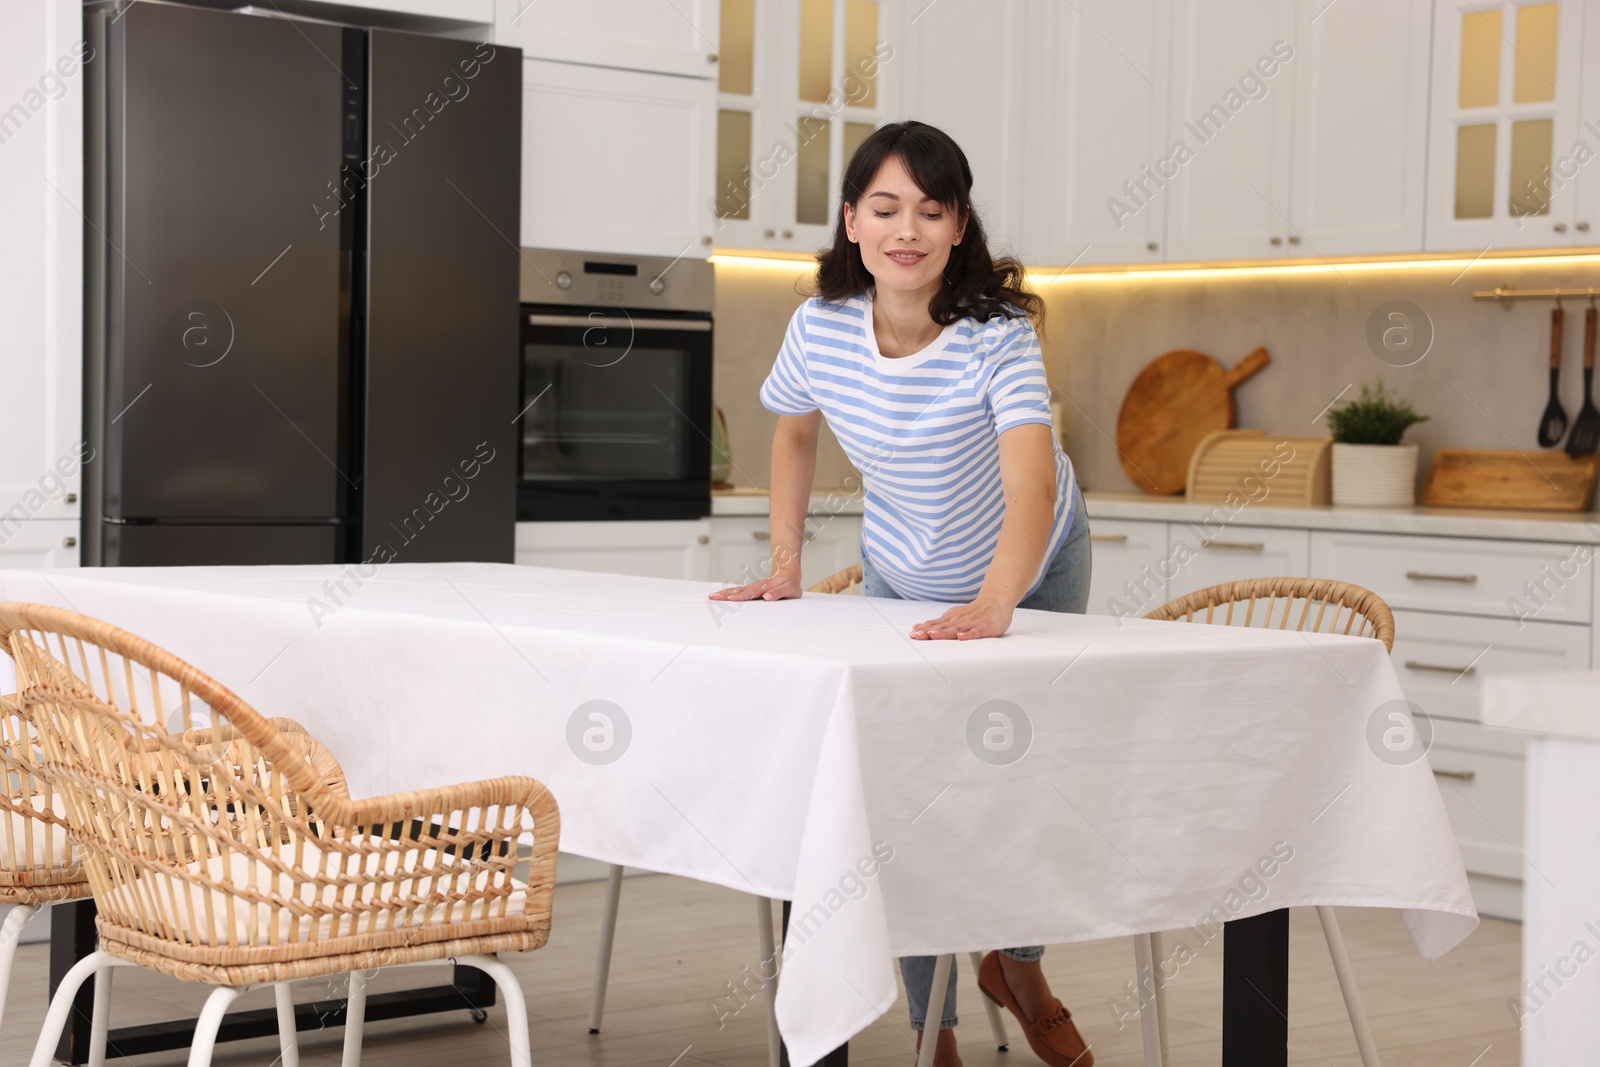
[815,120,1042,329]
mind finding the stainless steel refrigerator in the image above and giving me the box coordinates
[83,1,520,567]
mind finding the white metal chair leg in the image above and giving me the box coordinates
[917,954,953,1067]
[87,961,113,1067]
[274,981,300,1067]
[187,985,244,1067]
[588,862,625,1033]
[29,951,131,1067]
[0,903,40,1034]
[456,955,532,1067]
[1150,931,1169,1063]
[1132,934,1164,1067]
[755,897,781,1067]
[969,952,1008,1050]
[341,970,369,1067]
[1317,906,1381,1067]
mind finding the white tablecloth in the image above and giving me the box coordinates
[0,563,1477,1065]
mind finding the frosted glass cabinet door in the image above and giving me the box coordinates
[1425,0,1584,251]
[1288,0,1431,256]
[1164,0,1297,262]
[1027,0,1172,268]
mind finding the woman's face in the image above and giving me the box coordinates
[843,155,965,300]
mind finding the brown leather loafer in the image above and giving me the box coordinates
[977,950,1093,1067]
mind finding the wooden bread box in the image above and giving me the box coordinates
[1184,429,1334,506]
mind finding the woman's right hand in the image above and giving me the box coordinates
[708,574,803,602]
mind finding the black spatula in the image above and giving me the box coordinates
[1538,305,1568,448]
[1567,304,1599,456]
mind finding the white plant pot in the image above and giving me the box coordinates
[1331,442,1419,507]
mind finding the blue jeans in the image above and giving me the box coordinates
[860,483,1092,1030]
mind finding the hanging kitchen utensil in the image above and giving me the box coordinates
[1538,303,1569,448]
[1567,301,1600,456]
[1115,346,1271,494]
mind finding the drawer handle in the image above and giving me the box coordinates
[1090,533,1128,543]
[752,530,771,541]
[1405,659,1477,677]
[1432,768,1476,783]
[1201,539,1265,551]
[1405,570,1477,585]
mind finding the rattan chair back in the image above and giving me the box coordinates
[1143,577,1395,651]
[808,564,864,595]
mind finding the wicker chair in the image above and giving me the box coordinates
[0,689,92,1037]
[808,564,863,596]
[1136,577,1393,1067]
[0,603,559,1067]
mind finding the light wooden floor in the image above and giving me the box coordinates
[0,874,1520,1066]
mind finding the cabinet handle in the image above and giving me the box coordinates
[1579,221,1591,232]
[1432,768,1476,783]
[707,52,719,63]
[1405,570,1477,584]
[1146,241,1158,252]
[697,534,710,545]
[782,229,794,239]
[65,492,77,503]
[1405,659,1478,677]
[1555,222,1569,233]
[1288,234,1301,245]
[1269,236,1283,246]
[701,236,713,245]
[763,229,776,238]
[62,536,77,548]
[1090,533,1128,543]
[1200,539,1265,551]
[752,530,770,541]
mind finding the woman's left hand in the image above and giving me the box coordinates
[910,597,1014,640]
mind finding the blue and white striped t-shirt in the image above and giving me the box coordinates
[760,290,1078,603]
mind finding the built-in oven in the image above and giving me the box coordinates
[517,249,714,521]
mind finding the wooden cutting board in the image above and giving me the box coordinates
[1422,449,1600,511]
[1115,346,1271,494]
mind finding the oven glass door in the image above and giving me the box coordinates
[518,309,711,519]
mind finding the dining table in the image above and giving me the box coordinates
[0,562,1478,1067]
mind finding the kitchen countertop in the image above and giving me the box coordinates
[1483,671,1600,739]
[1083,490,1600,544]
[715,486,1600,541]
[712,486,863,517]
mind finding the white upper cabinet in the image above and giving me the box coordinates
[1426,0,1586,251]
[1027,0,1173,267]
[894,0,1030,259]
[1164,0,1297,263]
[1289,0,1432,257]
[711,0,899,256]
[520,58,717,257]
[495,0,720,78]
[0,0,83,524]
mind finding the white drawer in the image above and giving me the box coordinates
[1085,519,1168,617]
[1310,530,1593,624]
[1390,610,1590,723]
[1165,524,1309,600]
[1428,720,1527,882]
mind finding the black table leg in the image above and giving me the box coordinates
[47,898,497,1065]
[50,900,100,1064]
[779,900,848,1067]
[1222,908,1289,1067]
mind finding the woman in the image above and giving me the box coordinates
[710,121,1093,1067]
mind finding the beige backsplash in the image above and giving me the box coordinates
[713,254,1600,509]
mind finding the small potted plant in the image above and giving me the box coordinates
[1326,381,1430,507]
